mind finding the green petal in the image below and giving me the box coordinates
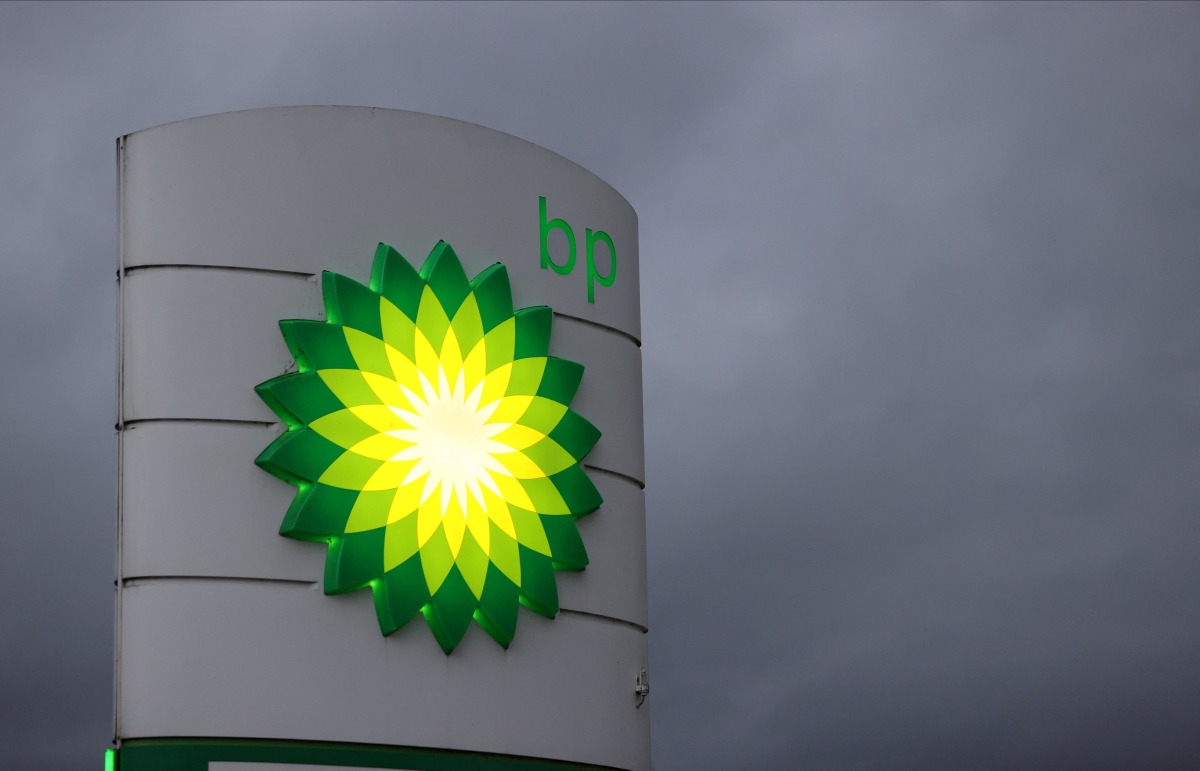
[325,529,385,594]
[449,293,485,362]
[488,523,521,586]
[279,319,357,372]
[504,357,548,397]
[317,369,385,409]
[475,567,519,648]
[344,488,395,534]
[415,284,451,354]
[536,357,584,404]
[370,243,423,319]
[318,449,385,491]
[322,272,383,339]
[516,546,559,618]
[419,526,454,594]
[521,437,579,477]
[513,306,552,359]
[455,531,489,600]
[279,483,357,540]
[420,241,472,318]
[518,476,569,516]
[542,514,589,570]
[511,396,569,435]
[379,296,417,363]
[373,558,428,635]
[343,327,395,379]
[550,465,604,516]
[470,263,514,332]
[256,428,344,484]
[308,408,379,450]
[256,371,345,426]
[547,410,601,460]
[425,568,476,653]
[509,505,551,555]
[482,317,515,374]
[382,511,420,569]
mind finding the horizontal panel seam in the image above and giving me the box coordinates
[121,417,275,429]
[584,464,645,489]
[121,264,316,279]
[553,312,641,347]
[123,576,318,587]
[559,608,647,634]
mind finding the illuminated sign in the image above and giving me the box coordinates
[255,241,602,653]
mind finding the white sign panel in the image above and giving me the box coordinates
[116,107,648,771]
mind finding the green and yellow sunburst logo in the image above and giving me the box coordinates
[255,241,602,653]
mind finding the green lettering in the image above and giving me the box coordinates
[539,196,575,275]
[585,228,616,304]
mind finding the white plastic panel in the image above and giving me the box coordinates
[559,470,648,629]
[121,267,322,423]
[119,579,650,771]
[121,422,646,627]
[121,107,640,341]
[549,321,645,484]
[120,421,320,581]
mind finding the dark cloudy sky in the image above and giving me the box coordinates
[3,2,1199,769]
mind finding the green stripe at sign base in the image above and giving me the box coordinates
[111,739,626,771]
[214,765,405,771]
[211,765,411,771]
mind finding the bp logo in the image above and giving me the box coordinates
[255,241,602,653]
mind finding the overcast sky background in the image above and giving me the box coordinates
[2,2,1199,769]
